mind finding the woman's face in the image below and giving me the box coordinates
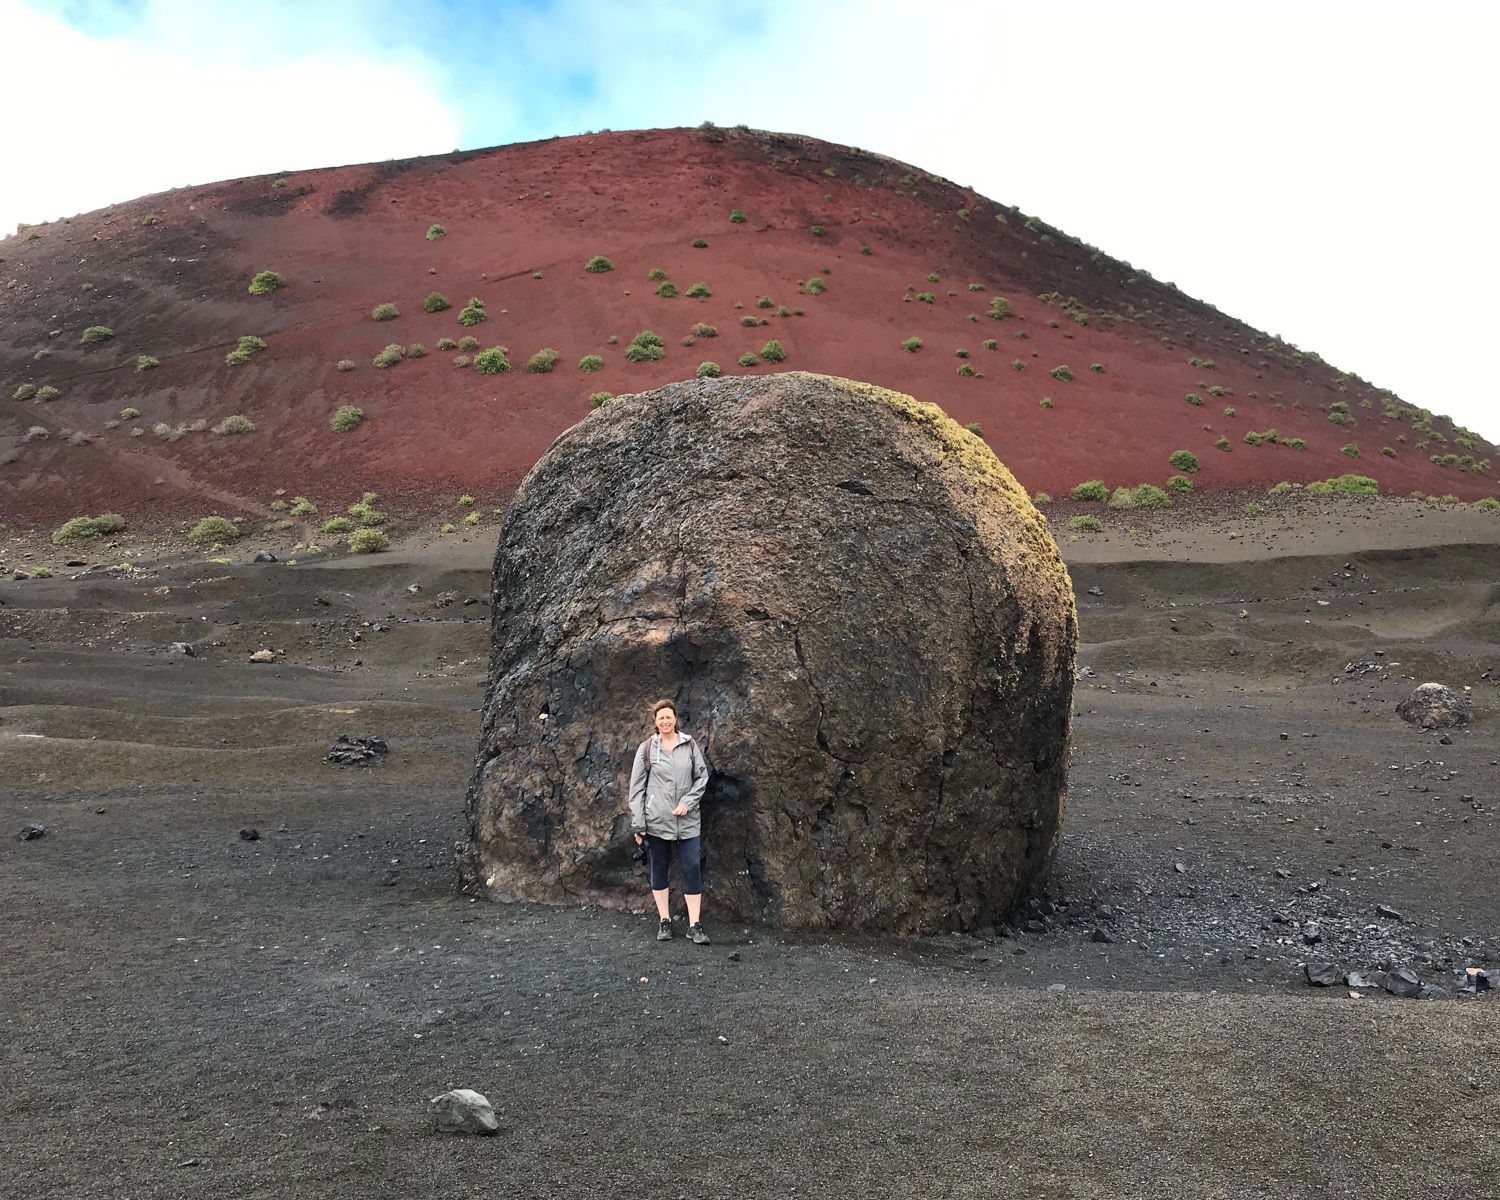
[655,707,677,736]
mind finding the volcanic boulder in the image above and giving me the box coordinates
[459,372,1077,933]
[1395,682,1473,730]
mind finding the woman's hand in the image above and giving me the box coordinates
[673,804,688,817]
[634,833,643,845]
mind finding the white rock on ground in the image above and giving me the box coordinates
[429,1088,499,1135]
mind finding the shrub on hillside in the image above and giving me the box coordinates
[760,340,786,363]
[81,326,114,345]
[696,361,721,378]
[729,209,746,223]
[810,225,825,237]
[957,365,976,377]
[248,270,283,295]
[740,316,760,328]
[1185,392,1204,406]
[373,344,403,369]
[691,322,717,338]
[330,405,364,433]
[656,282,678,298]
[348,528,390,554]
[1010,359,1026,372]
[1167,475,1195,494]
[337,358,356,372]
[579,354,604,373]
[625,331,665,363]
[584,255,614,273]
[589,392,613,408]
[406,342,428,359]
[474,347,512,374]
[1069,515,1102,533]
[212,414,255,435]
[988,297,1014,319]
[289,496,317,516]
[136,355,159,371]
[686,283,711,298]
[52,513,126,545]
[322,517,353,535]
[1341,443,1360,459]
[372,303,399,321]
[457,298,487,326]
[225,335,267,365]
[528,348,560,374]
[119,407,140,420]
[803,278,826,296]
[1071,480,1109,502]
[424,291,451,313]
[966,423,984,437]
[1111,483,1172,509]
[187,516,239,545]
[13,383,38,401]
[692,238,708,248]
[426,224,446,240]
[902,336,922,353]
[1474,497,1500,511]
[739,352,760,367]
[1169,450,1200,474]
[1215,436,1231,451]
[1050,365,1073,382]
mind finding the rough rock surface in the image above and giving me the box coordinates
[460,372,1077,933]
[1395,682,1473,729]
[429,1088,499,1135]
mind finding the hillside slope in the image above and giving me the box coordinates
[1,126,1493,531]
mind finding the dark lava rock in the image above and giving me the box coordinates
[252,551,278,563]
[459,374,1078,933]
[238,828,260,842]
[1090,928,1115,944]
[327,735,388,766]
[1376,904,1404,922]
[1395,682,1473,730]
[18,824,46,841]
[1304,963,1343,987]
[1383,967,1423,998]
[1346,971,1380,990]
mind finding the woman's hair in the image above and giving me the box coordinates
[651,698,677,718]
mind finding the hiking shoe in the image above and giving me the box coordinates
[689,923,710,945]
[656,918,673,941]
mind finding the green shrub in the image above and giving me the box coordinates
[861,245,872,255]
[967,283,984,292]
[728,208,747,224]
[1167,474,1195,494]
[437,337,458,350]
[406,343,427,359]
[756,296,773,309]
[289,497,316,516]
[1114,483,1172,509]
[142,214,159,225]
[1090,363,1104,374]
[740,315,760,328]
[916,292,935,304]
[457,335,480,352]
[527,348,560,374]
[80,326,114,345]
[1474,497,1500,511]
[322,517,353,534]
[589,392,613,408]
[424,291,451,313]
[348,528,390,554]
[52,513,126,545]
[810,225,825,236]
[1244,432,1263,446]
[1216,437,1231,451]
[134,355,160,372]
[1223,406,1235,417]
[1169,450,1200,474]
[532,271,542,280]
[35,385,60,401]
[372,303,399,321]
[119,407,140,420]
[1207,385,1226,397]
[1069,515,1102,533]
[761,340,786,363]
[1188,357,1215,369]
[213,414,255,435]
[1244,503,1263,516]
[28,568,53,579]
[13,383,38,401]
[954,348,970,358]
[902,336,922,353]
[1071,480,1109,502]
[225,335,267,365]
[579,354,604,373]
[1050,365,1073,382]
[584,255,614,273]
[686,282,711,298]
[1185,392,1204,406]
[1268,482,1296,496]
[187,516,239,545]
[426,224,446,240]
[696,361,721,378]
[691,323,717,339]
[474,347,512,374]
[1340,443,1360,459]
[957,364,976,377]
[1010,359,1026,372]
[248,270,284,296]
[982,339,997,351]
[1285,438,1306,450]
[655,282,678,298]
[330,406,364,433]
[988,297,1014,319]
[804,278,826,296]
[965,423,983,437]
[457,298,487,326]
[463,512,480,526]
[441,523,456,534]
[927,273,940,283]
[739,352,760,367]
[692,237,708,248]
[373,344,403,369]
[1039,397,1052,408]
[1309,474,1378,495]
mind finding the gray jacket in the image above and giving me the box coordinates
[628,732,708,841]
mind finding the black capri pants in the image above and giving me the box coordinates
[644,834,703,895]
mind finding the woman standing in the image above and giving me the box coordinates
[628,699,710,943]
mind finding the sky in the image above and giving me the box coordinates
[3,0,1496,441]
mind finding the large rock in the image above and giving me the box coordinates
[1395,683,1472,730]
[459,373,1077,933]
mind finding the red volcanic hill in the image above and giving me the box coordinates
[1,126,1494,530]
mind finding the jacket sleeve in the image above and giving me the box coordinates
[681,739,709,813]
[627,741,649,832]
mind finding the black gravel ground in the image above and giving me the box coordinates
[2,544,1497,1199]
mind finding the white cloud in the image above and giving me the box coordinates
[0,0,461,233]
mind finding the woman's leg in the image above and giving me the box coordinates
[680,836,703,924]
[645,835,672,919]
